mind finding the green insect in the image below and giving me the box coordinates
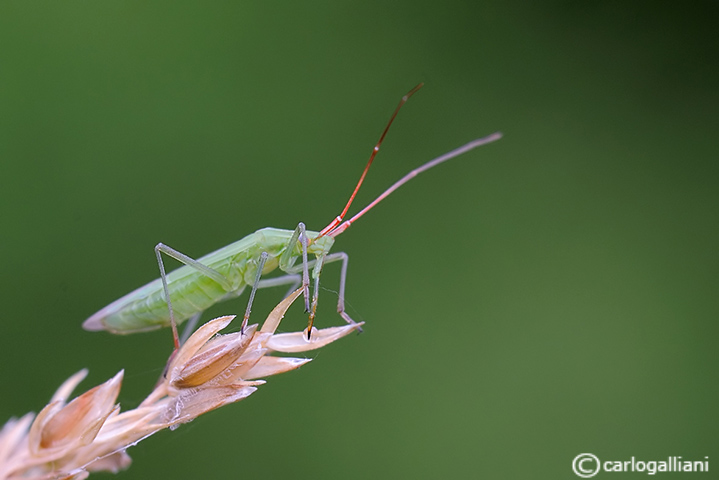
[83,84,502,350]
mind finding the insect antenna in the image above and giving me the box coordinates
[318,83,424,237]
[326,132,503,238]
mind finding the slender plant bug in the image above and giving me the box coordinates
[83,84,502,350]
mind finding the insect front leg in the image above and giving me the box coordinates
[286,251,362,336]
[321,252,359,328]
[155,243,234,350]
[313,252,361,330]
[278,222,311,314]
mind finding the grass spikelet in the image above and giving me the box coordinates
[0,288,362,479]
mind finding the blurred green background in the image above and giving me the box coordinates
[1,1,717,478]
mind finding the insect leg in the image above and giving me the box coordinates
[241,252,269,332]
[320,252,356,326]
[155,243,233,350]
[307,253,326,338]
[285,251,361,337]
[299,228,310,313]
[179,312,203,345]
[279,222,311,314]
[256,274,303,297]
[313,252,361,330]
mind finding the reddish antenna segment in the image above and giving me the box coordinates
[318,83,424,237]
[326,132,503,238]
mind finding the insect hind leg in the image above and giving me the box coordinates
[155,242,233,350]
